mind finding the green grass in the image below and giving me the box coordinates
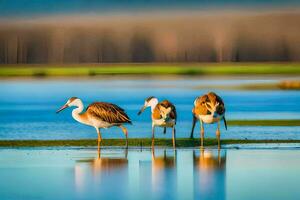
[0,138,300,147]
[1,63,300,76]
[194,83,283,90]
[0,120,298,147]
[228,119,300,126]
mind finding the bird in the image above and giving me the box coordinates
[138,96,177,148]
[56,97,131,148]
[190,92,227,148]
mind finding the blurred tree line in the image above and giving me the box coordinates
[0,12,299,63]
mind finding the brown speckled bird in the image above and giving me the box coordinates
[138,96,177,148]
[56,97,131,147]
[190,92,227,148]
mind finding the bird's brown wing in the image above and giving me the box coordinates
[207,92,226,115]
[193,95,210,115]
[159,100,177,122]
[193,92,226,116]
[86,102,132,124]
[152,106,161,120]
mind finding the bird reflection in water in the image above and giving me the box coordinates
[152,148,176,170]
[151,148,177,199]
[73,148,226,199]
[74,148,129,193]
[84,148,128,173]
[194,148,226,170]
[193,148,226,199]
[92,148,128,173]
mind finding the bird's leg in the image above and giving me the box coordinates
[172,126,176,149]
[120,125,128,148]
[95,127,102,150]
[190,115,197,139]
[200,120,204,148]
[152,124,155,149]
[163,127,167,134]
[216,121,221,149]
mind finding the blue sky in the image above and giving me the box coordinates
[0,0,299,18]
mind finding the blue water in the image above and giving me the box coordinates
[0,147,300,200]
[0,77,299,140]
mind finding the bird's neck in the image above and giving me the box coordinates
[149,99,158,112]
[150,103,158,112]
[71,101,87,124]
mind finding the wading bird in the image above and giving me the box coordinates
[190,92,227,148]
[138,96,177,148]
[56,97,131,147]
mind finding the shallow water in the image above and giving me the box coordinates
[0,76,299,140]
[0,147,300,200]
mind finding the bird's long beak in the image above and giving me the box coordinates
[56,104,68,113]
[137,106,146,115]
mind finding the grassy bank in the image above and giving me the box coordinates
[0,63,300,76]
[228,119,300,126]
[1,138,300,147]
[194,82,300,90]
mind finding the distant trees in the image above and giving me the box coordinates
[0,12,300,64]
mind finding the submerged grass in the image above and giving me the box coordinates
[1,138,300,147]
[1,63,300,76]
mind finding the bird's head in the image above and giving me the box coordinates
[56,97,81,113]
[138,96,158,115]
